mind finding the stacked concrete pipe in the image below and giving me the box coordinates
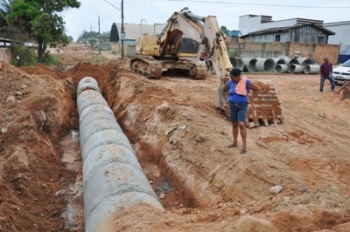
[303,64,320,74]
[275,56,291,65]
[299,58,314,66]
[255,58,275,72]
[229,57,244,70]
[288,64,303,74]
[275,64,288,73]
[77,77,164,232]
[243,58,258,72]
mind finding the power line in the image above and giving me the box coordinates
[154,0,350,9]
[72,0,350,9]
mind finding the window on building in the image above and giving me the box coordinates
[294,32,300,42]
[318,36,325,44]
[275,34,281,42]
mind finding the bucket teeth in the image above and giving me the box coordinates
[247,80,283,127]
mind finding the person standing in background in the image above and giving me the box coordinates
[319,57,335,92]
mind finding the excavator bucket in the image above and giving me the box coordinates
[221,79,283,128]
[246,80,283,127]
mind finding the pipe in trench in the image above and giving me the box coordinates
[77,77,164,232]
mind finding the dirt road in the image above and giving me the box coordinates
[0,49,349,231]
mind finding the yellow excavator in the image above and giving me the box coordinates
[131,8,282,127]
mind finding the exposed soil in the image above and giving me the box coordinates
[0,47,350,232]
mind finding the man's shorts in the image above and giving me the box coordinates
[229,102,248,122]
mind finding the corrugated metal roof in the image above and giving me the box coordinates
[0,38,12,42]
[241,24,335,38]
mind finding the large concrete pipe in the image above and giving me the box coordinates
[229,57,244,70]
[77,77,164,232]
[255,58,275,72]
[289,57,299,65]
[275,64,288,73]
[243,58,252,72]
[298,57,314,66]
[288,64,303,74]
[289,57,314,66]
[275,56,290,65]
[242,58,258,72]
[303,64,320,74]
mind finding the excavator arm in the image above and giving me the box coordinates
[158,8,233,79]
[158,9,205,57]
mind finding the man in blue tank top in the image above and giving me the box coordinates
[221,68,261,154]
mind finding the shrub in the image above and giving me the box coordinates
[10,43,37,66]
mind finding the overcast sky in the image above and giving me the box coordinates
[62,0,350,41]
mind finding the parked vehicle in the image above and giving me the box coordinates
[333,59,350,83]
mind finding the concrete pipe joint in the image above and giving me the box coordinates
[77,77,164,232]
[288,64,303,74]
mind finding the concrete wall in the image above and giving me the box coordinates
[0,48,11,63]
[235,42,287,58]
[313,44,340,64]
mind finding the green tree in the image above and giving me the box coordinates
[6,0,80,61]
[0,0,30,41]
[220,25,230,36]
[110,23,119,42]
[88,36,97,48]
[0,0,11,26]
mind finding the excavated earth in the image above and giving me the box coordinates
[0,48,350,232]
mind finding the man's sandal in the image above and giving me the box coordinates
[240,149,247,154]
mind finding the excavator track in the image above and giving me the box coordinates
[247,80,282,127]
[131,58,208,80]
[193,63,207,79]
[131,58,163,79]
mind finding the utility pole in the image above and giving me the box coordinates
[103,0,125,59]
[98,15,101,55]
[121,0,125,59]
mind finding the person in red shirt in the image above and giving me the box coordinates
[319,57,335,92]
[199,50,207,61]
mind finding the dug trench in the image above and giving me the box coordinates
[1,59,350,231]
